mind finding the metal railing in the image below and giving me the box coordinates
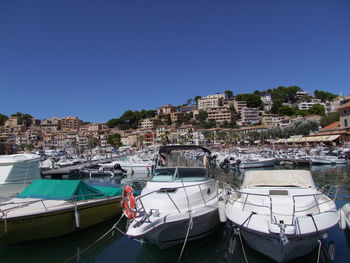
[228,185,337,228]
[0,191,117,218]
[131,179,219,222]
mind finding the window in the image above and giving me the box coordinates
[345,119,348,127]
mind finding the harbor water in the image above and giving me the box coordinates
[0,164,349,263]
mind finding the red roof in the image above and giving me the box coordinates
[321,121,340,130]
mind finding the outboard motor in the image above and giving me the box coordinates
[114,163,127,173]
[235,159,241,168]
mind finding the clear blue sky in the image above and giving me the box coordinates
[1,0,350,123]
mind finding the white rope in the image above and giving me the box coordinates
[177,179,193,263]
[177,215,193,263]
[317,239,322,263]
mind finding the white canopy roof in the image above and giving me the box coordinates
[242,170,315,188]
[0,154,41,165]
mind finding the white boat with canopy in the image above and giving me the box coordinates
[124,145,221,249]
[225,169,339,262]
[0,154,41,196]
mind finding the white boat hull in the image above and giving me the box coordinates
[132,209,220,249]
[238,158,275,169]
[311,158,348,165]
[240,227,321,263]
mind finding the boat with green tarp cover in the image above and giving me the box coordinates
[0,179,123,244]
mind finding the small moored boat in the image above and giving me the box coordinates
[225,169,339,262]
[0,179,122,244]
[125,145,221,249]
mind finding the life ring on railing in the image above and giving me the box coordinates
[122,185,137,219]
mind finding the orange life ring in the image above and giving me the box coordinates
[122,185,137,219]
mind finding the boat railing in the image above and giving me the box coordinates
[134,180,218,217]
[230,189,336,228]
[0,199,49,216]
[319,184,338,200]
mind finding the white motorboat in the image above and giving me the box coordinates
[339,203,350,230]
[225,169,339,262]
[56,158,74,167]
[310,156,348,165]
[0,154,42,195]
[236,156,276,169]
[98,156,154,173]
[125,145,221,249]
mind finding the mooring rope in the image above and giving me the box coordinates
[236,228,249,263]
[316,239,322,263]
[63,213,124,263]
[176,179,193,263]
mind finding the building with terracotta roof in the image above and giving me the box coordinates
[338,101,350,128]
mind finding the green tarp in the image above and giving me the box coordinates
[17,179,122,201]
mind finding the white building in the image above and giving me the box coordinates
[298,101,325,111]
[261,95,272,111]
[138,118,159,129]
[239,108,262,126]
[197,94,226,110]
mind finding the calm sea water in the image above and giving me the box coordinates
[1,164,349,263]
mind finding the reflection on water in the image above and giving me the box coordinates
[0,164,349,263]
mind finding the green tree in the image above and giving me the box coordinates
[278,106,295,116]
[195,111,208,123]
[107,133,122,147]
[224,90,233,98]
[194,96,202,104]
[320,112,340,127]
[10,112,33,126]
[106,109,156,130]
[308,104,325,116]
[0,113,8,126]
[314,90,338,102]
[235,93,262,108]
[88,137,99,149]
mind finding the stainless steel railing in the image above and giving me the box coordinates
[227,185,337,228]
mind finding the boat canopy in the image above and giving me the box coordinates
[0,154,41,184]
[17,179,122,201]
[242,170,315,188]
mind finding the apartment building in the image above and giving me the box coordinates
[170,112,183,123]
[61,117,83,131]
[233,100,247,113]
[339,102,350,128]
[261,114,284,126]
[198,94,226,110]
[177,105,195,113]
[207,107,232,123]
[138,118,159,129]
[296,91,309,100]
[239,108,262,126]
[298,102,324,110]
[4,117,21,128]
[41,117,62,131]
[157,104,176,115]
[222,98,235,108]
[325,96,350,113]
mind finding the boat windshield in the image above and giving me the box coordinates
[151,167,207,182]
